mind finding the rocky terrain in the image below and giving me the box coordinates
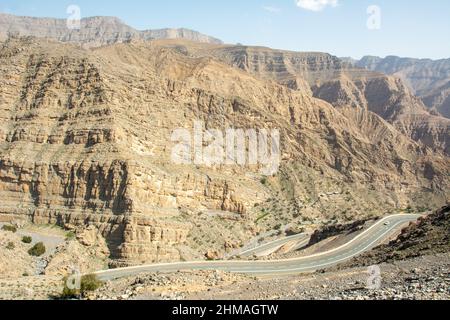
[79,253,449,301]
[422,81,450,119]
[0,34,449,267]
[0,13,223,47]
[1,207,448,300]
[154,40,450,155]
[0,12,448,301]
[82,207,450,301]
[0,221,109,299]
[355,55,450,119]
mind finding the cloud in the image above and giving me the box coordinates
[296,0,339,12]
[263,5,282,14]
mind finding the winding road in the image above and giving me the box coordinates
[94,214,422,281]
[235,233,310,258]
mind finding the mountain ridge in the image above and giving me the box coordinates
[352,55,450,118]
[0,36,448,265]
[0,12,223,46]
[153,40,450,155]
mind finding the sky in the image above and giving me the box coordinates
[0,0,449,59]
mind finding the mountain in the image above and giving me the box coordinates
[422,81,450,119]
[355,55,450,118]
[0,36,448,266]
[154,41,450,155]
[0,13,223,46]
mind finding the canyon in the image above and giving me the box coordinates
[354,55,450,119]
[0,14,448,268]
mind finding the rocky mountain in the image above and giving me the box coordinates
[355,55,450,118]
[155,41,450,155]
[0,36,448,266]
[0,13,223,47]
[422,81,450,119]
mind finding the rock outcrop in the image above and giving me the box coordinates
[0,13,223,47]
[422,81,450,118]
[355,55,450,119]
[163,41,449,155]
[0,36,448,266]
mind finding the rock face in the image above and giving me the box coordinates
[422,81,450,119]
[0,36,449,266]
[154,41,450,155]
[0,13,223,47]
[355,55,450,119]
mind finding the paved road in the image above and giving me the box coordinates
[94,214,421,280]
[236,233,310,258]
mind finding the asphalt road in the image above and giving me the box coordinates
[236,233,310,258]
[94,214,421,280]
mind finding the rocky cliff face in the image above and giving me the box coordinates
[422,81,450,118]
[155,40,450,156]
[0,13,223,47]
[0,36,448,266]
[355,55,450,119]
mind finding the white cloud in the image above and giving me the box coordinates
[263,6,282,13]
[296,0,339,12]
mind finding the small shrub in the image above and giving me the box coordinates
[1,225,17,233]
[260,177,267,185]
[65,231,76,241]
[60,276,79,299]
[80,274,103,294]
[60,274,103,299]
[28,242,46,257]
[6,242,15,250]
[22,236,32,244]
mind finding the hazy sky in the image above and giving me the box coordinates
[1,0,449,59]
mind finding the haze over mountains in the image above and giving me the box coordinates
[0,13,449,266]
[0,13,223,46]
[352,56,450,119]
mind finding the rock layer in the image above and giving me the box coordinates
[0,13,223,47]
[0,36,449,265]
[163,41,450,155]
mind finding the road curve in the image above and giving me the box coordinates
[94,214,421,280]
[236,233,310,258]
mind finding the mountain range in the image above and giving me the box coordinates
[0,13,223,46]
[349,55,450,119]
[161,41,449,155]
[0,13,448,265]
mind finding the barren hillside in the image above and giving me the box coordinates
[0,13,223,47]
[150,40,450,155]
[0,36,448,267]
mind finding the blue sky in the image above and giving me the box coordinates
[1,0,449,59]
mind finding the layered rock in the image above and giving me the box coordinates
[0,13,223,47]
[355,55,450,119]
[422,81,450,118]
[164,41,449,155]
[0,36,448,266]
[355,55,450,97]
